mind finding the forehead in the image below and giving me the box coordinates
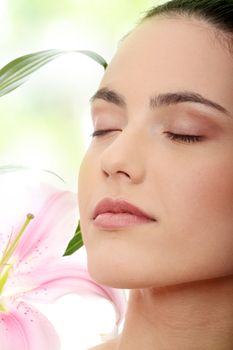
[99,17,233,113]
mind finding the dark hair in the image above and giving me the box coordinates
[140,0,233,52]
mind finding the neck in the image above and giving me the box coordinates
[116,276,233,350]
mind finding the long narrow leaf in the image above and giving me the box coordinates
[63,221,84,256]
[0,165,30,174]
[0,165,65,182]
[77,50,108,69]
[0,49,108,97]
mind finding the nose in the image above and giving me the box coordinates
[100,128,145,184]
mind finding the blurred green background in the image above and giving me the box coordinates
[0,0,163,191]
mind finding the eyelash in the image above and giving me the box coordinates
[90,129,203,144]
[164,132,203,143]
[90,129,121,138]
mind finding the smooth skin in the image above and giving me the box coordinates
[78,15,233,350]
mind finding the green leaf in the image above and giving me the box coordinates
[0,164,65,182]
[0,164,30,174]
[74,221,81,236]
[77,50,108,69]
[63,220,84,256]
[0,49,108,98]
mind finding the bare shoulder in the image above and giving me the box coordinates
[87,338,117,350]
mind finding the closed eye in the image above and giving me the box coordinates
[90,129,203,144]
[164,132,203,143]
[90,129,119,137]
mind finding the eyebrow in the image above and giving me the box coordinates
[90,87,230,116]
[90,88,126,108]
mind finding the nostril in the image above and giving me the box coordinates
[116,171,130,178]
[102,169,130,178]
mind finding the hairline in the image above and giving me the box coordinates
[119,12,233,56]
[140,10,233,56]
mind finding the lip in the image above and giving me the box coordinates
[92,198,156,230]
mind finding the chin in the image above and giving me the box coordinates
[87,259,166,290]
[87,260,138,289]
[87,261,126,288]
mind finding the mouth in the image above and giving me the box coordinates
[92,197,156,229]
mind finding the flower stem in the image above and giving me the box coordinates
[0,264,13,295]
[0,213,34,270]
[0,213,34,296]
[0,303,7,312]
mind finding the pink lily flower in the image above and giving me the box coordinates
[0,179,127,350]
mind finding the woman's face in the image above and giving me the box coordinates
[78,17,233,289]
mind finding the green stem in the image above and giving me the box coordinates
[0,303,7,312]
[0,213,34,269]
[0,264,13,295]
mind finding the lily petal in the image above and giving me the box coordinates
[0,177,127,336]
[15,250,127,327]
[0,299,60,350]
[15,184,78,265]
[0,180,78,273]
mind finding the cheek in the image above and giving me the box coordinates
[168,161,233,222]
[78,151,95,220]
[77,149,101,241]
[155,142,233,221]
[160,157,233,278]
